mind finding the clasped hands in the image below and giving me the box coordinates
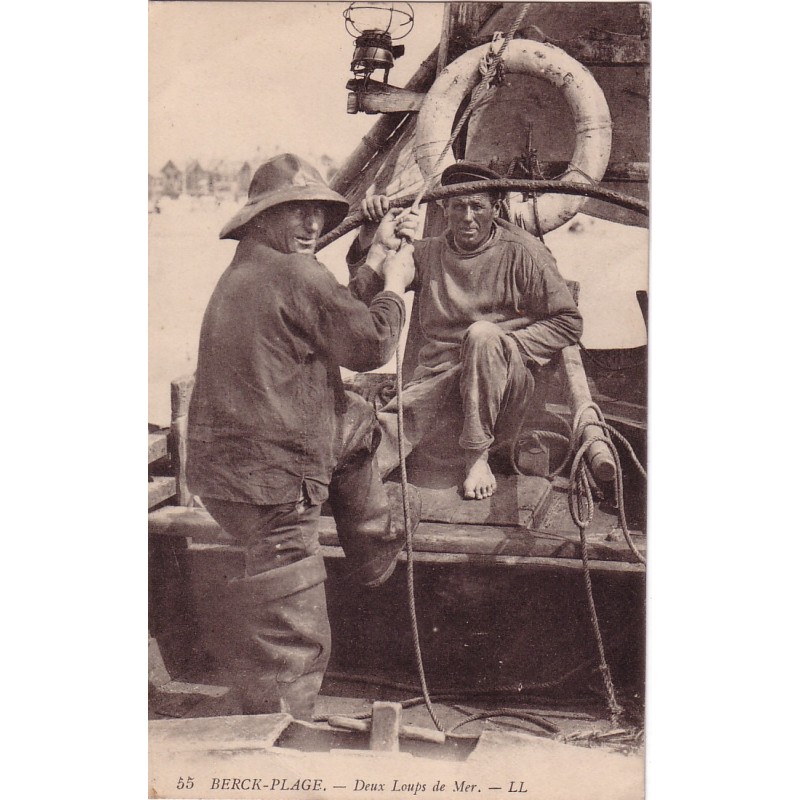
[361,195,419,290]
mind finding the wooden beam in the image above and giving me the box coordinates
[471,23,649,67]
[148,431,168,464]
[170,374,195,506]
[561,345,617,483]
[436,4,452,75]
[603,162,649,183]
[148,476,176,509]
[346,81,425,114]
[149,506,646,566]
[318,546,644,574]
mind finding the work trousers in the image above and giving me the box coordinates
[203,390,383,577]
[377,321,535,477]
[200,391,389,719]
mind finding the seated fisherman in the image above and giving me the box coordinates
[348,162,583,500]
[186,154,420,721]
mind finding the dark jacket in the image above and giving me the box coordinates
[187,238,405,505]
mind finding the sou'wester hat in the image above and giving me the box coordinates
[440,161,503,187]
[220,153,350,240]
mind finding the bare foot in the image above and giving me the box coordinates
[463,450,497,500]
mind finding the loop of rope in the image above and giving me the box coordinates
[565,400,650,725]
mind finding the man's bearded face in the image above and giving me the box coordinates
[444,192,499,251]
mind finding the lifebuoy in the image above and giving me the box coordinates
[414,40,612,235]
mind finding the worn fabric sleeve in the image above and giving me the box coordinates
[346,236,369,281]
[347,235,422,301]
[508,247,583,367]
[292,257,406,372]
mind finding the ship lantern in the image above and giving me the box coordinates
[343,2,414,84]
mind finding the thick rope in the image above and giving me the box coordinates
[315,179,648,250]
[396,346,444,731]
[448,708,560,735]
[566,401,649,725]
[570,401,647,560]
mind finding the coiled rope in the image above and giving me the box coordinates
[566,402,647,725]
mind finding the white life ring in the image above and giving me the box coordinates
[414,39,612,234]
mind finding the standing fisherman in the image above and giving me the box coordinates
[186,154,420,720]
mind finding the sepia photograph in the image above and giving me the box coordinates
[148,2,650,797]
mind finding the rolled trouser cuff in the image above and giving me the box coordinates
[231,553,327,601]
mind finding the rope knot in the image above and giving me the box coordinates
[478,32,509,87]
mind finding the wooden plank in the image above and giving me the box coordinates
[561,33,649,66]
[149,714,293,752]
[413,474,552,529]
[148,635,172,688]
[603,162,649,182]
[148,476,176,509]
[317,545,644,574]
[473,5,649,66]
[149,507,645,564]
[157,681,229,698]
[181,542,643,575]
[471,31,649,65]
[170,373,195,506]
[591,397,647,432]
[148,431,168,464]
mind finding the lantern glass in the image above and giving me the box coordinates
[343,2,414,40]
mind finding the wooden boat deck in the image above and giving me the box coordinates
[148,474,644,573]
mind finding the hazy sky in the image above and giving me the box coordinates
[149,1,444,171]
